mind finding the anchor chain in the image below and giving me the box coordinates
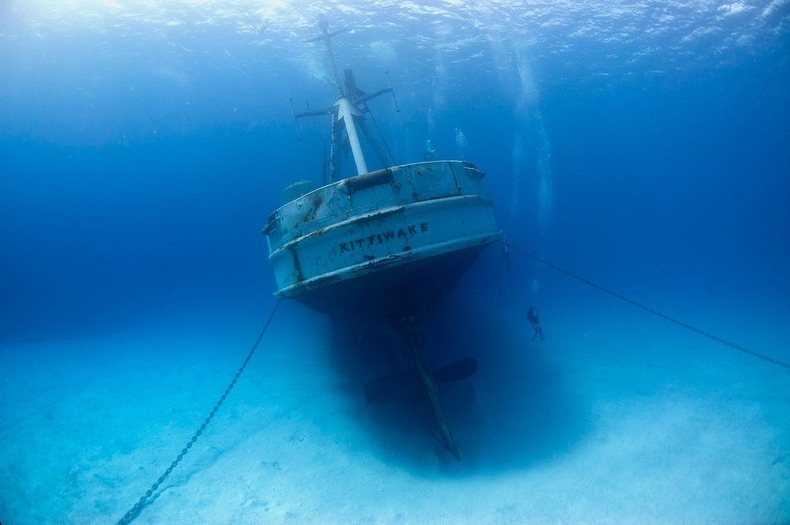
[503,241,789,370]
[117,298,281,525]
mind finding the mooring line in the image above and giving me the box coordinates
[117,298,282,525]
[504,241,789,370]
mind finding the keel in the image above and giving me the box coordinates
[398,322,461,461]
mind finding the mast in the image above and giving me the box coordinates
[294,21,396,180]
[306,19,346,99]
[336,97,368,174]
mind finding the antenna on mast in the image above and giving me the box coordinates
[289,98,302,141]
[385,71,400,112]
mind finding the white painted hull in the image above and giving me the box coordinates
[263,160,501,320]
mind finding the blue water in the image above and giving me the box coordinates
[1,2,789,523]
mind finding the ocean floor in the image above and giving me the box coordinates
[1,292,788,524]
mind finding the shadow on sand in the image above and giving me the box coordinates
[325,296,590,475]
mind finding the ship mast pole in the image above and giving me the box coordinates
[317,19,345,98]
[301,20,395,177]
[318,20,368,175]
[336,98,368,175]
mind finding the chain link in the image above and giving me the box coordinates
[117,298,281,525]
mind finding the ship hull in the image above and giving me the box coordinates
[263,160,501,321]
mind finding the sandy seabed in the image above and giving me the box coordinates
[1,298,788,525]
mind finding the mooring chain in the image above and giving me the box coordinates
[503,241,789,371]
[117,298,281,525]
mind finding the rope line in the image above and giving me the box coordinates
[117,298,282,525]
[504,241,789,370]
[365,102,396,165]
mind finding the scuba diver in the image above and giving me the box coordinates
[527,306,545,341]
